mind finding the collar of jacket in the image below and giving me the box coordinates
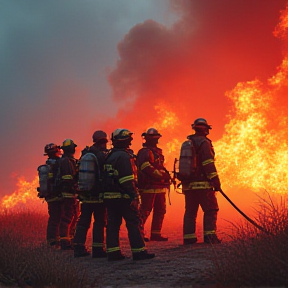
[142,144,162,154]
[112,147,134,155]
[62,153,75,159]
[187,133,207,139]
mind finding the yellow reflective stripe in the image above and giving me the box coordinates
[184,233,197,239]
[188,181,211,189]
[48,173,54,179]
[119,175,134,184]
[140,161,151,170]
[202,159,214,166]
[104,192,122,199]
[151,230,160,235]
[207,172,218,179]
[104,192,130,199]
[61,192,76,198]
[81,199,103,203]
[60,237,70,240]
[92,243,104,248]
[139,188,169,194]
[153,170,162,177]
[131,247,146,253]
[62,175,73,180]
[46,197,61,202]
[204,230,216,235]
[107,247,120,253]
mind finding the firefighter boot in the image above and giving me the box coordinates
[60,239,74,250]
[150,234,168,241]
[143,235,150,242]
[74,245,90,258]
[92,247,107,258]
[107,251,125,261]
[133,250,155,261]
[204,234,221,244]
[47,240,60,249]
[183,238,197,245]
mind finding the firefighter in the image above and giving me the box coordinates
[58,138,80,250]
[136,128,170,241]
[181,118,221,245]
[103,128,155,261]
[73,130,108,258]
[40,143,63,248]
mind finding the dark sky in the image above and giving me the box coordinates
[1,0,287,197]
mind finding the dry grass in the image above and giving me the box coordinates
[213,193,288,287]
[2,192,288,288]
[0,208,88,288]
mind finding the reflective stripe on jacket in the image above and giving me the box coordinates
[136,146,170,190]
[182,134,220,191]
[103,148,138,200]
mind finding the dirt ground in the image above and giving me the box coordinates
[71,195,233,288]
[72,227,224,288]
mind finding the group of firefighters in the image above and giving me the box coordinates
[39,117,222,261]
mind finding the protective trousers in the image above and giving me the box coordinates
[46,200,62,245]
[105,199,145,254]
[47,198,77,247]
[60,198,78,247]
[69,200,80,241]
[139,192,166,236]
[183,189,219,241]
[73,202,106,249]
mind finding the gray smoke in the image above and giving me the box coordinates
[0,0,286,197]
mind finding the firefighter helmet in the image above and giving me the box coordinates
[141,127,162,139]
[92,130,108,143]
[191,118,212,130]
[44,143,60,156]
[61,139,77,149]
[111,128,133,141]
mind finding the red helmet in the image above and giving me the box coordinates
[44,143,61,156]
[141,127,162,139]
[92,130,108,143]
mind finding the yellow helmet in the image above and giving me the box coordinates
[111,128,133,141]
[61,139,77,149]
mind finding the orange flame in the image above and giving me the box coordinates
[215,78,288,193]
[213,5,288,194]
[1,176,40,211]
[2,6,288,211]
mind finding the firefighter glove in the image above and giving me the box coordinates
[130,199,140,212]
[160,170,171,180]
[210,177,221,191]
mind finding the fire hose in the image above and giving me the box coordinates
[218,189,270,235]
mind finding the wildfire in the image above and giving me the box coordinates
[2,5,288,211]
[215,78,288,193]
[1,176,41,211]
[152,103,180,130]
[214,8,288,194]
